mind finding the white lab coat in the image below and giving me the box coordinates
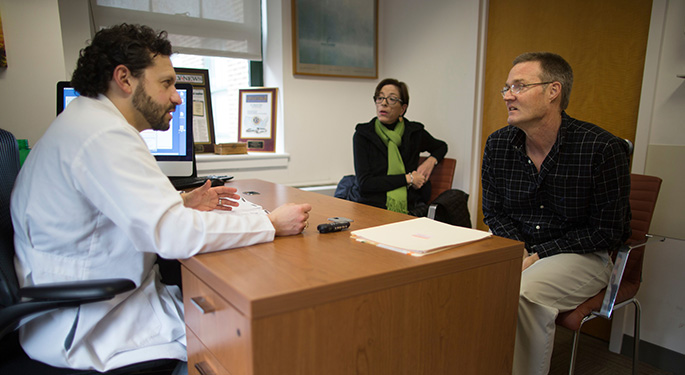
[10,95,275,371]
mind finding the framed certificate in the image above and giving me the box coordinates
[238,88,277,152]
[175,68,216,153]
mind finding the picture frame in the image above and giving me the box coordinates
[174,68,216,153]
[0,11,7,69]
[292,0,378,79]
[238,88,277,152]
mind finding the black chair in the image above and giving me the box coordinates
[0,129,178,374]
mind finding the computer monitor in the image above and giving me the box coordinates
[56,81,195,178]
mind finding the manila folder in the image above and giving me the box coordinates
[351,217,492,255]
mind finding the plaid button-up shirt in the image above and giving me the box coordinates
[481,112,631,258]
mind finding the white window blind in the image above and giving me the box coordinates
[90,0,262,61]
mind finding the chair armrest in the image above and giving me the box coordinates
[19,278,135,300]
[427,204,437,220]
[0,279,135,339]
[595,237,650,319]
[597,245,631,318]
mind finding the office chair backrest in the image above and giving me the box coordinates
[0,129,20,309]
[420,157,456,202]
[620,173,662,297]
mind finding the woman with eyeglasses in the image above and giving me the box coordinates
[352,78,447,214]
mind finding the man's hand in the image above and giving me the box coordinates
[268,203,313,236]
[181,180,240,211]
[522,251,540,271]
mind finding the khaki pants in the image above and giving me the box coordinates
[513,251,613,375]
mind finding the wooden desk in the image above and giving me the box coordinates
[181,179,522,375]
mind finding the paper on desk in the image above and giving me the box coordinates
[351,217,492,256]
[214,197,269,215]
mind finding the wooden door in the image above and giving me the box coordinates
[477,0,652,229]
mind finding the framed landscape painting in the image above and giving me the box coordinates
[292,0,378,79]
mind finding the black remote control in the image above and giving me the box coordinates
[317,221,351,233]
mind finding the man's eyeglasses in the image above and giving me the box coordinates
[500,82,554,97]
[374,96,403,105]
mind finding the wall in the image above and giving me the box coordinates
[0,0,683,363]
[57,0,91,80]
[264,0,481,193]
[376,0,481,196]
[0,0,481,193]
[0,0,67,145]
[265,0,379,187]
[628,0,685,360]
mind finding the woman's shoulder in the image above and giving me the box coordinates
[403,118,425,130]
[355,118,375,128]
[354,118,377,135]
[353,120,377,147]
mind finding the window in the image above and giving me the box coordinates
[90,0,264,143]
[171,54,249,143]
[90,0,262,60]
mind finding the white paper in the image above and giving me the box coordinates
[351,217,492,256]
[214,197,268,215]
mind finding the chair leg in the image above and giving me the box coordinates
[632,299,641,375]
[568,328,582,375]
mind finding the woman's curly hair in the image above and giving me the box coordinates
[71,23,172,98]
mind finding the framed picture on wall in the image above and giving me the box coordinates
[0,11,7,68]
[238,88,277,152]
[292,0,378,79]
[174,68,216,153]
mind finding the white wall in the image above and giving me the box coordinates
[0,0,481,191]
[263,0,482,192]
[645,1,685,147]
[226,0,481,194]
[0,0,67,145]
[0,0,683,359]
[264,0,379,187]
[628,0,685,356]
[380,0,481,196]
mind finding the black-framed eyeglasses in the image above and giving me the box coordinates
[500,81,554,97]
[374,96,403,105]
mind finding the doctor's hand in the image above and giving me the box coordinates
[268,203,312,236]
[182,180,240,211]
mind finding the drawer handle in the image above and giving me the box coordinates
[195,361,216,375]
[190,297,215,314]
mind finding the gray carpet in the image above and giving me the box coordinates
[550,326,672,374]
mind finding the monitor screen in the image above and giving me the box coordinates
[56,81,195,177]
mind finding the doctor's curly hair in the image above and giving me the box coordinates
[71,23,172,98]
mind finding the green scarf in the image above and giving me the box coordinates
[374,118,407,213]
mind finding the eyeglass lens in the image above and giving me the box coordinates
[501,85,521,97]
[501,82,552,97]
[375,96,400,105]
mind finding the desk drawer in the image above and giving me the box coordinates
[183,268,250,375]
[187,327,230,375]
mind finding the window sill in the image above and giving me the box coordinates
[196,153,290,175]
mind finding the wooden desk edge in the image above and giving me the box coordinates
[182,236,523,319]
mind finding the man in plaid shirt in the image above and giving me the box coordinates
[482,52,631,375]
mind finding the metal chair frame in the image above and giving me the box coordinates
[567,243,644,375]
[557,173,662,375]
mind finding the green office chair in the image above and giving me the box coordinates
[0,128,178,374]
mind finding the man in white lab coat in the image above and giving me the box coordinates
[10,23,311,372]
